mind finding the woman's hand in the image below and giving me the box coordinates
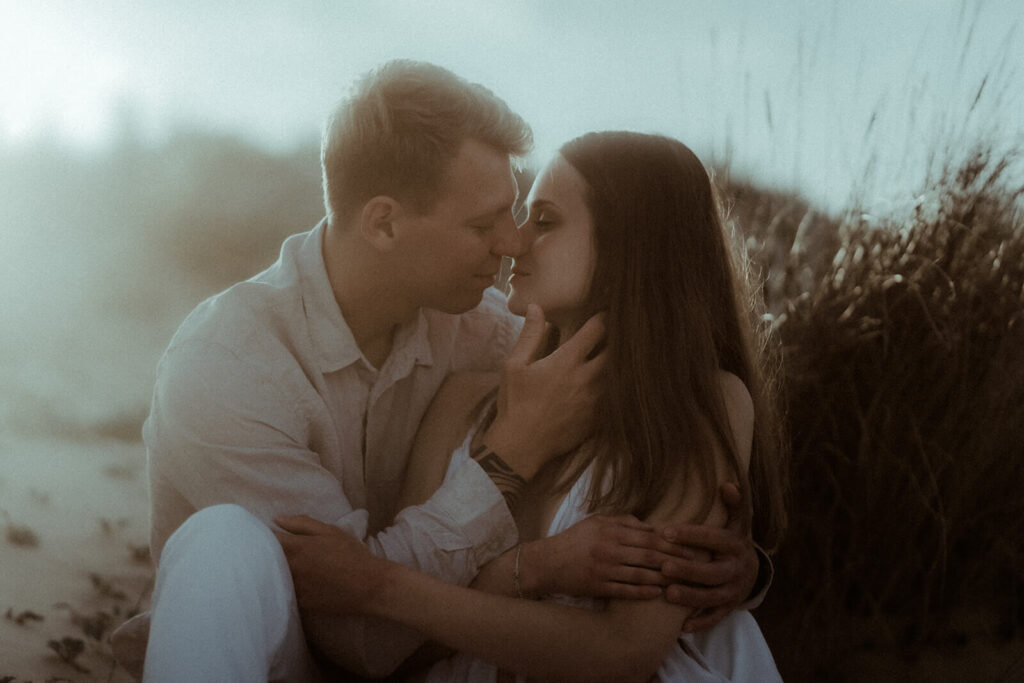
[274,515,389,616]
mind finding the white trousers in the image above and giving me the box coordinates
[142,504,322,683]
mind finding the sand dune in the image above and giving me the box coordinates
[1,433,152,681]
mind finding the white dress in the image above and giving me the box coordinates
[424,432,783,683]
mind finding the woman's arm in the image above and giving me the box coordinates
[396,371,498,511]
[278,480,728,683]
[378,556,681,683]
[277,515,684,683]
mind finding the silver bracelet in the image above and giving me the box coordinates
[513,543,525,599]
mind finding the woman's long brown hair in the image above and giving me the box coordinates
[555,131,788,552]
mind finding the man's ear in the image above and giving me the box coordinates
[358,196,404,251]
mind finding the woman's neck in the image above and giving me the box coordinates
[551,314,586,349]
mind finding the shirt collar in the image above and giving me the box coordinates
[385,308,434,377]
[298,219,434,375]
[297,220,362,373]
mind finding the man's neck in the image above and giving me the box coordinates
[322,224,417,369]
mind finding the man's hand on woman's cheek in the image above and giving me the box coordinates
[482,306,608,480]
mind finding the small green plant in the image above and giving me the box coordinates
[127,542,151,564]
[54,603,114,642]
[1,510,39,548]
[47,636,89,673]
[88,573,127,601]
[4,608,44,626]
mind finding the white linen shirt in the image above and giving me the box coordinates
[145,220,522,676]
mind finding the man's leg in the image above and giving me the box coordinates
[144,504,321,683]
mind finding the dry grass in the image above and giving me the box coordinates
[730,148,1024,681]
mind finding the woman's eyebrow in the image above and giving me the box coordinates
[527,198,557,212]
[518,198,552,224]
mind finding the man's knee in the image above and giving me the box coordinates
[162,504,286,579]
[184,503,270,540]
[146,505,310,680]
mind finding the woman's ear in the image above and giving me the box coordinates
[358,196,403,251]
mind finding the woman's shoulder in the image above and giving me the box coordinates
[717,370,753,415]
[716,370,754,471]
[642,371,754,527]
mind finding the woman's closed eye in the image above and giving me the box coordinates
[532,210,556,230]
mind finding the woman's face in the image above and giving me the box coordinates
[507,154,595,330]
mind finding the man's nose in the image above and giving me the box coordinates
[492,217,525,258]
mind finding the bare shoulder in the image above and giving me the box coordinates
[717,370,754,471]
[644,372,754,527]
[718,370,753,418]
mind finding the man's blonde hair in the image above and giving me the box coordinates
[321,60,532,225]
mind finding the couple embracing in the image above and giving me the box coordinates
[113,60,787,682]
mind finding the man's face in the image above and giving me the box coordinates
[395,138,521,314]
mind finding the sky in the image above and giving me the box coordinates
[1,0,1022,214]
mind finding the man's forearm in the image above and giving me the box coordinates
[311,460,519,676]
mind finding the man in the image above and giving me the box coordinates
[114,61,761,681]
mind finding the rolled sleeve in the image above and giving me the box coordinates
[308,461,517,677]
[401,457,519,567]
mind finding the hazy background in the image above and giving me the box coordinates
[4,0,1022,207]
[0,1,1019,463]
[2,3,1023,679]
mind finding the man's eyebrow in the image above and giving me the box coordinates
[466,204,515,223]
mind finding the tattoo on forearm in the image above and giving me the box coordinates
[471,443,527,511]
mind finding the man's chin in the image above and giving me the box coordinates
[429,291,487,315]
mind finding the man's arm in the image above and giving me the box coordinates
[466,484,763,624]
[150,307,608,676]
[148,340,516,676]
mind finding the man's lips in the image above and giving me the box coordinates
[474,272,499,286]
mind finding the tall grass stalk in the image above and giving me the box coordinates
[736,147,1024,680]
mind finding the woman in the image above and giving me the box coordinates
[279,132,787,682]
